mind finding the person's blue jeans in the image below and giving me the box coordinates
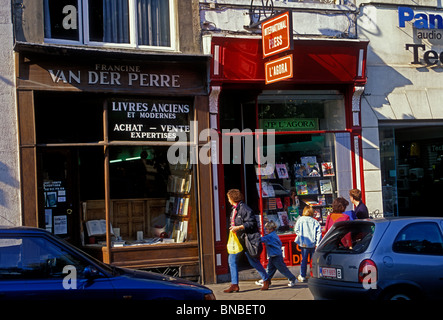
[228,251,269,284]
[300,247,315,278]
[267,255,296,282]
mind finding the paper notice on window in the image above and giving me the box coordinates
[54,215,68,235]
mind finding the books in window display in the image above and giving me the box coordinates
[167,174,192,194]
[322,207,333,223]
[86,219,114,237]
[306,180,319,194]
[166,196,190,216]
[319,179,333,194]
[294,164,308,178]
[256,182,275,198]
[275,163,289,179]
[165,218,188,243]
[321,162,335,176]
[277,211,290,227]
[255,164,276,179]
[263,213,280,234]
[306,162,321,177]
[296,181,318,195]
[295,181,308,195]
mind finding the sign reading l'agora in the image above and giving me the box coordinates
[261,11,293,58]
[260,118,319,131]
[264,54,293,84]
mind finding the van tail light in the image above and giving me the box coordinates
[358,259,377,289]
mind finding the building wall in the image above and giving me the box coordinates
[0,0,20,225]
[200,0,358,38]
[357,1,443,215]
[13,0,203,55]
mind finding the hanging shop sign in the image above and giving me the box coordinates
[264,54,293,84]
[108,98,192,141]
[261,11,293,58]
[399,7,443,65]
[259,117,319,131]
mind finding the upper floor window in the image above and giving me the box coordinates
[44,0,176,50]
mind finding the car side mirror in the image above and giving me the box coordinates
[83,265,100,279]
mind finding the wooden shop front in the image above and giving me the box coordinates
[15,43,216,282]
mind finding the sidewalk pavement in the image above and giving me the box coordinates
[205,265,314,300]
[205,279,314,300]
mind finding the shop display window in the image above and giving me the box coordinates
[82,146,196,247]
[250,91,346,233]
[255,133,337,234]
[229,90,350,234]
[35,92,196,249]
[380,124,443,217]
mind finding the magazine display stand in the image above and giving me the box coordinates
[256,157,337,266]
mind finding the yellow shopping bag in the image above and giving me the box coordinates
[227,230,243,254]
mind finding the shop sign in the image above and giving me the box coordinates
[264,55,293,84]
[399,7,443,65]
[108,98,192,141]
[259,118,319,131]
[399,7,443,29]
[17,54,208,95]
[261,11,293,58]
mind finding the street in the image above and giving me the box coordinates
[205,279,314,300]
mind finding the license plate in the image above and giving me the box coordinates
[319,267,342,279]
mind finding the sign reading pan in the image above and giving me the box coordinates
[108,98,192,141]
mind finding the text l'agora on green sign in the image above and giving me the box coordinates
[260,118,319,131]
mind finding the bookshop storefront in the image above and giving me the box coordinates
[15,44,216,282]
[208,36,368,274]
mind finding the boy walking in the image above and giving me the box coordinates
[258,221,297,287]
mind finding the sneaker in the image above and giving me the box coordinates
[255,279,263,286]
[297,275,306,282]
[288,279,297,287]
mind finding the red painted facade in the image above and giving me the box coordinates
[209,36,369,275]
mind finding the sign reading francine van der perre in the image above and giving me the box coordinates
[48,64,181,88]
[17,54,208,96]
[108,98,192,141]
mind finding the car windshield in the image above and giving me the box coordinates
[317,222,375,254]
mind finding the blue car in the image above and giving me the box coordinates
[309,217,443,300]
[0,226,215,300]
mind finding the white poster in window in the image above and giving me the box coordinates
[54,215,68,235]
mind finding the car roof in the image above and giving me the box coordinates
[333,216,443,228]
[0,226,49,234]
[370,216,443,223]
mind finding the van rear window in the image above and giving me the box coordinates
[317,222,375,254]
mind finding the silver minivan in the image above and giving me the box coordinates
[308,217,443,300]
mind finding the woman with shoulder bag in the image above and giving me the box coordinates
[224,189,270,293]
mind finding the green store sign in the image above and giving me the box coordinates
[260,118,319,131]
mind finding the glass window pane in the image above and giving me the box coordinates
[34,92,103,144]
[0,237,89,280]
[317,222,375,254]
[108,146,196,244]
[44,0,80,41]
[393,222,443,255]
[89,0,130,43]
[137,0,171,47]
[258,91,346,131]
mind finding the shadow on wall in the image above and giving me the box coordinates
[357,7,414,170]
[0,161,20,209]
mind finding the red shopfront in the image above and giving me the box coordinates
[208,36,368,275]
